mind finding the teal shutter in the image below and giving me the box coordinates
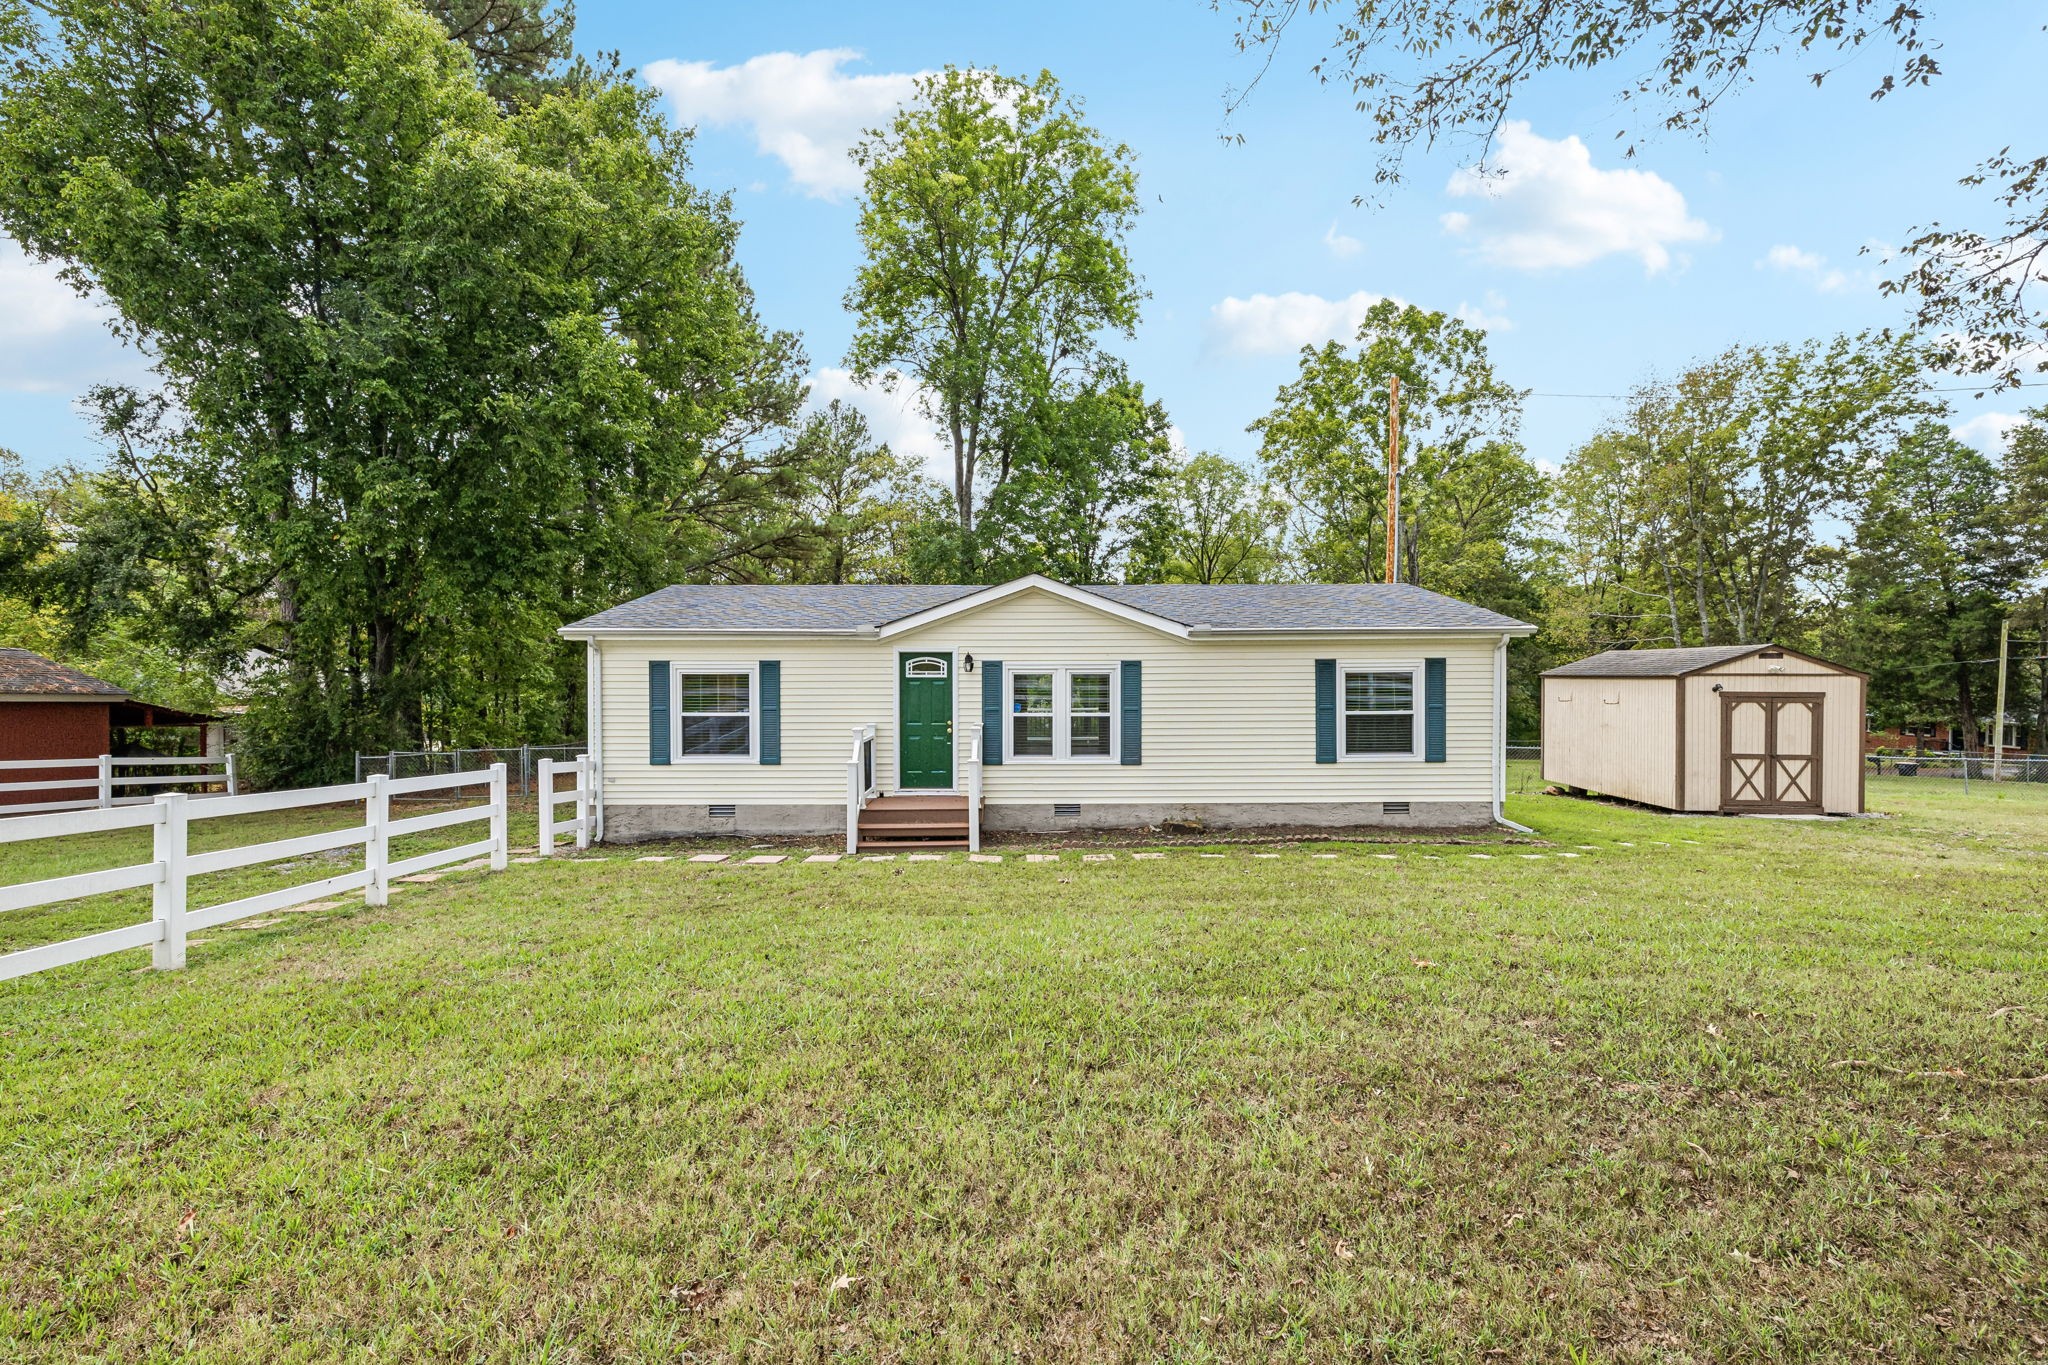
[758,660,781,765]
[1424,657,1447,762]
[1314,659,1337,763]
[981,660,1003,764]
[1119,661,1142,765]
[649,661,671,765]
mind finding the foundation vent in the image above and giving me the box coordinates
[1382,801,1411,816]
[707,803,737,819]
[1052,802,1082,818]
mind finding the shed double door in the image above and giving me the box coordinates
[1720,693,1823,813]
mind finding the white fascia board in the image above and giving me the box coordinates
[874,575,1193,640]
[556,627,874,641]
[1187,625,1540,639]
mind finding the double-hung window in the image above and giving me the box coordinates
[674,666,754,759]
[1010,666,1116,761]
[1342,666,1417,758]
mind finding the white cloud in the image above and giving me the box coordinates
[1757,242,1868,293]
[1951,411,2026,453]
[0,236,146,394]
[644,50,926,200]
[1322,221,1363,259]
[1208,289,1392,356]
[805,366,951,482]
[1455,290,1512,333]
[1440,122,1715,273]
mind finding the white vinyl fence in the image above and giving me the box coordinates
[0,765,507,983]
[0,753,237,816]
[537,754,594,856]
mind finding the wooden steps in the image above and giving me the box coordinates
[858,793,973,851]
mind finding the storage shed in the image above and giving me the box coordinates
[0,648,222,807]
[1541,644,1866,815]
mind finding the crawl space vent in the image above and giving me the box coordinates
[707,803,737,819]
[1052,802,1082,819]
[1382,801,1411,816]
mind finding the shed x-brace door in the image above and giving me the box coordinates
[1721,693,1824,813]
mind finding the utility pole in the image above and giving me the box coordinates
[1992,616,2010,782]
[1385,374,1401,585]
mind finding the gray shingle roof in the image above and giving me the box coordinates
[1544,644,1767,678]
[0,648,129,697]
[562,580,1534,635]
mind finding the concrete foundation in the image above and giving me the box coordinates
[602,799,1495,842]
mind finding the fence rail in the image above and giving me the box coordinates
[0,753,237,816]
[0,765,508,984]
[356,745,584,797]
[537,755,594,855]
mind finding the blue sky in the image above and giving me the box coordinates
[2,0,2040,478]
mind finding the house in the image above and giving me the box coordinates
[0,648,223,807]
[1541,643,1866,815]
[559,575,1536,849]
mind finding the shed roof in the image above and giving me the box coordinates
[0,648,130,698]
[561,578,1535,636]
[1544,643,1825,678]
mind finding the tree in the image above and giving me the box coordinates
[780,401,941,585]
[1831,423,2023,747]
[977,375,1174,583]
[1129,453,1288,584]
[1217,3,2048,389]
[845,67,1145,536]
[425,0,576,106]
[0,0,803,779]
[1249,298,1526,588]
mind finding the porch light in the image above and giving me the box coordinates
[962,654,975,673]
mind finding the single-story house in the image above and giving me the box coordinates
[1540,643,1866,815]
[559,575,1536,849]
[0,648,224,807]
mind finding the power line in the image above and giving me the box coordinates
[1526,381,2048,400]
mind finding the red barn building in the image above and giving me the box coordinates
[0,649,219,807]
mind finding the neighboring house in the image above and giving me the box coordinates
[1541,643,1866,816]
[0,648,222,807]
[559,575,1535,849]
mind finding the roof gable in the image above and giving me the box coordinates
[0,648,128,698]
[876,576,1192,640]
[1543,643,1863,679]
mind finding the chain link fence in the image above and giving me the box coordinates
[1864,753,2048,787]
[355,745,585,797]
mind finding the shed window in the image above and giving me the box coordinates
[674,668,753,758]
[1343,668,1416,757]
[1011,666,1117,761]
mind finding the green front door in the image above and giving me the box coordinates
[898,653,954,788]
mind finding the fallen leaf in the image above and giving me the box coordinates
[174,1208,196,1237]
[1332,1239,1355,1262]
[1412,958,1437,969]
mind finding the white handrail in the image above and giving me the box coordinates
[965,722,983,854]
[845,724,877,854]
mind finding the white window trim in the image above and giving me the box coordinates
[1338,660,1423,762]
[1006,663,1120,764]
[671,662,758,763]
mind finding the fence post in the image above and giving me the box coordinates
[365,773,390,907]
[519,744,531,798]
[151,793,188,970]
[97,754,112,810]
[574,754,591,851]
[537,757,555,857]
[225,752,239,798]
[388,750,399,782]
[489,762,509,871]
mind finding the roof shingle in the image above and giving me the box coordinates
[1543,644,1767,678]
[0,648,130,697]
[561,580,1534,635]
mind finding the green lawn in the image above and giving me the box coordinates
[1,786,2044,1362]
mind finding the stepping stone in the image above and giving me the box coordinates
[1313,853,1338,859]
[688,853,728,863]
[908,853,946,862]
[1132,852,1166,860]
[1617,841,1636,847]
[1576,845,1598,851]
[968,853,1001,863]
[1083,853,1115,863]
[452,858,492,871]
[233,917,283,929]
[635,855,672,863]
[1374,854,1397,860]
[1027,853,1060,862]
[743,855,786,865]
[1468,853,1493,860]
[398,873,442,883]
[804,854,842,864]
[1518,854,1546,860]
[1557,852,1581,858]
[862,854,896,862]
[510,856,542,864]
[1198,853,1226,859]
[1680,839,1702,844]
[281,900,345,914]
[1253,853,1280,859]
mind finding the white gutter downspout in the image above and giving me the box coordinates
[587,639,604,843]
[1494,632,1534,834]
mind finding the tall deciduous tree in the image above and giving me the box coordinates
[0,0,802,779]
[845,67,1145,537]
[779,401,941,585]
[1130,452,1288,584]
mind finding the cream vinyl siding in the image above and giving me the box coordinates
[1680,667,1864,814]
[593,587,1504,807]
[1541,677,1679,808]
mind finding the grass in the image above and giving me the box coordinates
[1,785,2044,1362]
